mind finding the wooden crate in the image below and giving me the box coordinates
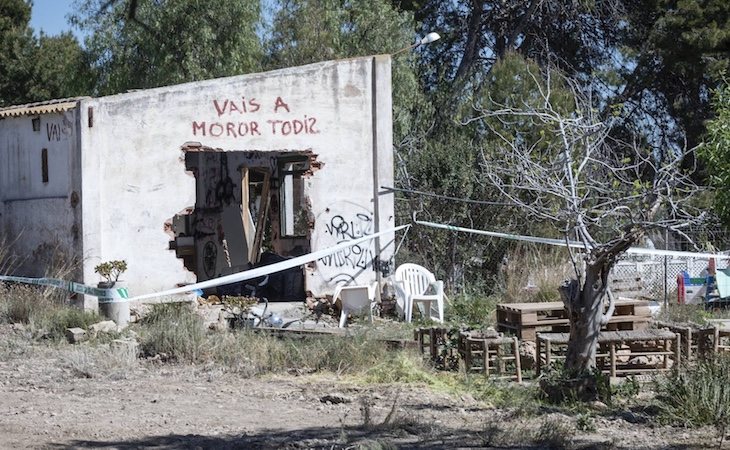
[497,299,652,341]
[460,332,522,382]
[536,329,680,377]
[414,327,461,370]
[697,326,730,355]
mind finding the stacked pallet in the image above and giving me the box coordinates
[497,299,652,341]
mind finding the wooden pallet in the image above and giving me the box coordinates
[609,273,646,300]
[536,329,680,377]
[497,299,652,340]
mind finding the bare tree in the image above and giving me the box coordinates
[467,65,704,375]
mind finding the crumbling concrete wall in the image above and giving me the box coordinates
[0,110,82,276]
[79,56,394,298]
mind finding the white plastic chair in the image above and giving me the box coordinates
[332,282,377,328]
[394,263,445,323]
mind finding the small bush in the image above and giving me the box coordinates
[655,355,730,430]
[576,413,596,432]
[138,303,208,362]
[612,376,640,399]
[445,293,499,327]
[462,376,540,413]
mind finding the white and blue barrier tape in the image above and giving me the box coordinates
[414,220,730,260]
[0,224,409,301]
[3,220,729,301]
[0,275,130,301]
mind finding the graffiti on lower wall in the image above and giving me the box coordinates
[314,204,376,284]
[318,212,374,270]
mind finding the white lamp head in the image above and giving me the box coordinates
[419,32,441,45]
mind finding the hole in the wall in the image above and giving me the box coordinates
[167,144,321,300]
[31,117,40,132]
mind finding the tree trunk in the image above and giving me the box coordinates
[454,0,484,81]
[560,262,609,375]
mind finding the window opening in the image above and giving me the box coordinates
[279,157,309,237]
[41,148,49,183]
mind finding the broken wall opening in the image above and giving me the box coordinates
[169,144,316,300]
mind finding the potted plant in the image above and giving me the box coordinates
[94,260,127,289]
[94,260,130,327]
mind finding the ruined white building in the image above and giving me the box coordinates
[0,56,395,302]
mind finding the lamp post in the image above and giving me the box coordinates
[392,32,441,56]
[372,32,441,308]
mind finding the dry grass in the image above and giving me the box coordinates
[210,330,405,378]
[61,342,139,379]
[0,283,101,339]
[497,246,576,303]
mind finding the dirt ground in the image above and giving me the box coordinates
[0,325,720,450]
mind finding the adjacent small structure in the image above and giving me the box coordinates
[0,56,395,305]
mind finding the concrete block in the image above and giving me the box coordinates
[65,327,87,344]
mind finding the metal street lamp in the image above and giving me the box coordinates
[392,32,441,56]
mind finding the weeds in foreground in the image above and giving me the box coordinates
[655,355,730,435]
[211,331,395,377]
[461,375,540,414]
[137,302,207,362]
[0,284,101,339]
[533,417,574,449]
[61,342,138,379]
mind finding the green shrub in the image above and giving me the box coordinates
[655,355,730,430]
[445,293,499,327]
[364,351,438,384]
[576,413,596,432]
[138,302,208,362]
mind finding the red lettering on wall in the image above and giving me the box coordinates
[213,100,228,117]
[274,96,290,113]
[196,96,322,138]
[193,121,206,136]
[210,123,224,137]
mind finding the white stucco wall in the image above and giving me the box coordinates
[80,56,394,297]
[0,110,81,276]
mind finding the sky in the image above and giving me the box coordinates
[29,0,86,42]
